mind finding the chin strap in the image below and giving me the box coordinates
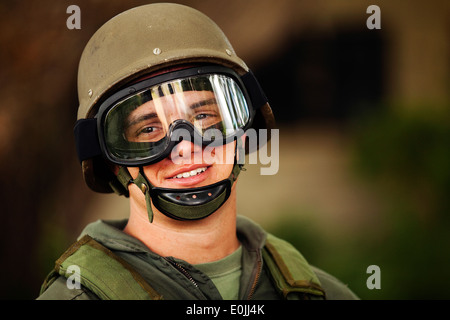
[115,139,244,223]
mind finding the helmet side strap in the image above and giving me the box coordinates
[114,166,154,223]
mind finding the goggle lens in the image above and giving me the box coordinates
[103,74,250,164]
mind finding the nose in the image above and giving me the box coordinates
[170,139,203,164]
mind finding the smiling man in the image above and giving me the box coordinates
[38,3,358,300]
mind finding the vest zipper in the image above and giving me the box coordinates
[246,256,262,300]
[164,258,199,288]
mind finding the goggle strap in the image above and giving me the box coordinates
[74,118,102,163]
[241,70,268,110]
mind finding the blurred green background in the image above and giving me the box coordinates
[0,0,449,299]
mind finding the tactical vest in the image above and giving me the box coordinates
[40,234,326,300]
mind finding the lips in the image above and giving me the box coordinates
[166,165,211,187]
[171,167,207,179]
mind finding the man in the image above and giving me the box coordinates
[38,3,358,300]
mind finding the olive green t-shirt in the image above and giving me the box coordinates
[194,246,242,300]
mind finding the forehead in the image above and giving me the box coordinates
[130,90,216,114]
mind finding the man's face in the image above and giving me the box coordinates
[125,90,236,189]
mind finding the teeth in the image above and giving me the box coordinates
[174,167,207,179]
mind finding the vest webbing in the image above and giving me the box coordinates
[40,235,162,300]
[41,233,325,300]
[263,234,325,299]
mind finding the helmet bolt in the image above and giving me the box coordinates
[88,89,93,97]
[225,49,232,56]
[153,47,162,55]
[140,183,148,194]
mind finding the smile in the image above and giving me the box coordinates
[171,167,207,179]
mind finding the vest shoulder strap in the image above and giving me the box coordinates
[263,233,326,299]
[40,235,163,300]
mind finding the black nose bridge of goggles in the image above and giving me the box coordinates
[73,67,267,165]
[169,120,239,146]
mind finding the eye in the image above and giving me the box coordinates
[129,124,164,142]
[139,126,155,134]
[136,125,163,139]
[194,113,211,120]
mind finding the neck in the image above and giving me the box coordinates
[124,185,240,265]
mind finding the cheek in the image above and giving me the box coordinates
[207,143,236,181]
[211,163,234,181]
[128,163,161,183]
[127,167,140,180]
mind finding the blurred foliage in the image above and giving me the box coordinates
[351,106,450,215]
[268,106,450,299]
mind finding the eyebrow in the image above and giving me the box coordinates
[125,98,217,128]
[125,112,158,128]
[189,98,217,110]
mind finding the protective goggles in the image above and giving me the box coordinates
[75,65,267,166]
